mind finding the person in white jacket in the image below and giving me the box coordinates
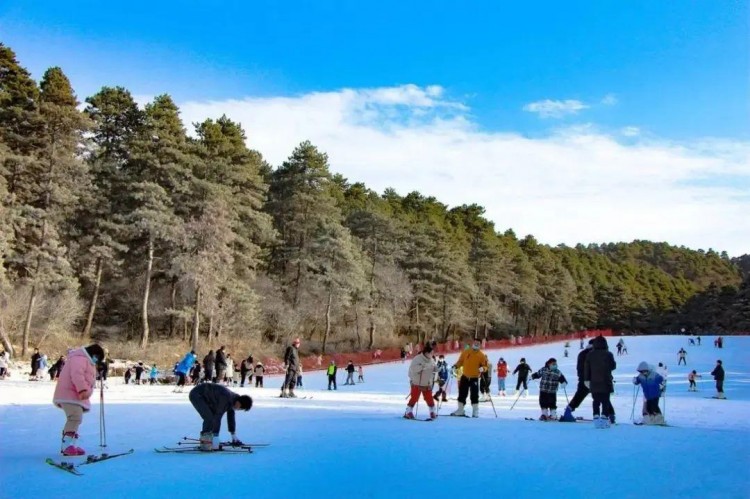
[404,343,438,420]
[0,349,9,379]
[225,356,235,386]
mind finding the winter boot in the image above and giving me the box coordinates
[550,409,557,420]
[428,406,438,420]
[539,408,549,421]
[502,390,506,397]
[279,390,288,398]
[608,413,616,425]
[441,394,448,402]
[404,406,415,419]
[288,391,297,398]
[61,431,85,456]
[560,406,576,422]
[451,403,466,417]
[471,404,479,418]
[600,417,611,428]
[717,392,726,399]
[651,413,665,425]
[199,431,213,452]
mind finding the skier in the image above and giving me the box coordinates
[297,364,303,388]
[188,383,252,451]
[696,336,701,346]
[203,350,215,383]
[279,338,300,398]
[531,358,567,420]
[344,361,356,385]
[450,339,489,418]
[434,355,449,402]
[633,362,665,425]
[225,354,234,385]
[240,357,252,387]
[326,360,338,390]
[134,362,145,385]
[512,358,532,398]
[357,365,364,383]
[677,348,687,366]
[561,338,594,422]
[621,341,628,355]
[616,340,623,356]
[254,362,265,388]
[39,354,49,379]
[52,343,105,456]
[711,360,725,399]
[404,343,438,420]
[30,348,41,380]
[175,351,197,391]
[687,370,701,391]
[190,362,202,385]
[0,348,9,379]
[149,364,159,385]
[496,357,508,396]
[479,362,492,402]
[563,348,569,358]
[583,336,617,428]
[215,346,228,383]
[124,367,132,385]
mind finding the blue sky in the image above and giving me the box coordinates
[1,1,747,139]
[1,1,749,254]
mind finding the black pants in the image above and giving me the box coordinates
[716,380,724,393]
[177,373,186,386]
[678,358,686,365]
[189,386,223,434]
[457,376,479,405]
[516,377,528,391]
[328,375,337,390]
[645,398,661,415]
[568,381,590,410]
[539,391,557,410]
[282,368,297,391]
[240,372,248,387]
[479,374,491,394]
[255,376,263,388]
[591,392,613,417]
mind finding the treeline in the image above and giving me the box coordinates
[0,43,747,358]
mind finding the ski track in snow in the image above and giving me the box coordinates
[1,335,748,498]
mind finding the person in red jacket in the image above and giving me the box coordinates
[496,358,508,396]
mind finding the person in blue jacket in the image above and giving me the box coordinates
[175,350,197,392]
[433,355,450,402]
[633,361,665,425]
[149,364,159,385]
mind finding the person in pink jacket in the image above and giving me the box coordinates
[52,344,105,456]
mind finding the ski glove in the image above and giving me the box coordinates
[479,367,485,373]
[632,377,639,384]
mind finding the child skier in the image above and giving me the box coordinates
[687,370,701,391]
[434,355,449,402]
[633,362,665,425]
[124,367,132,385]
[149,364,159,385]
[677,348,687,366]
[496,357,508,396]
[512,358,532,397]
[254,362,265,388]
[357,365,364,383]
[479,365,492,402]
[531,358,568,420]
[52,344,105,455]
[404,343,437,420]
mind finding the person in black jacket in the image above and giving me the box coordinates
[561,339,594,422]
[344,361,356,385]
[215,346,228,383]
[280,338,301,398]
[711,360,725,399]
[584,336,617,427]
[134,362,145,385]
[189,383,252,451]
[240,357,252,387]
[513,358,532,397]
[30,348,41,380]
[203,350,215,383]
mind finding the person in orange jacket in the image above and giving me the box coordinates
[450,340,489,418]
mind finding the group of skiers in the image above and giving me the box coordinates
[173,349,266,392]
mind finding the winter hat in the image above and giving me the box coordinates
[520,357,526,363]
[637,361,650,372]
[547,358,557,366]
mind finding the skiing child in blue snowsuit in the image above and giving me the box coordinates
[149,365,159,385]
[433,355,450,402]
[531,358,567,420]
[633,361,665,425]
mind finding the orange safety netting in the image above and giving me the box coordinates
[261,329,613,375]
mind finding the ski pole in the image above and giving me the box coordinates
[630,384,640,421]
[99,378,107,448]
[563,384,570,405]
[486,389,498,418]
[509,389,523,410]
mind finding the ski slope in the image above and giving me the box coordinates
[1,335,748,498]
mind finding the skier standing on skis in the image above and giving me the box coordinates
[479,362,492,401]
[531,358,567,420]
[345,361,356,385]
[433,355,449,402]
[327,360,337,390]
[280,338,300,398]
[254,362,264,387]
[496,358,508,396]
[633,362,665,425]
[711,360,725,399]
[688,370,701,391]
[512,358,532,397]
[561,338,594,422]
[189,383,252,451]
[215,346,228,383]
[677,348,687,366]
[450,340,489,418]
[583,336,617,428]
[203,350,215,383]
[175,351,196,391]
[52,343,105,456]
[404,343,438,420]
[240,357,252,387]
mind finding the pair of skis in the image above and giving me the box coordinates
[46,449,134,476]
[155,436,270,454]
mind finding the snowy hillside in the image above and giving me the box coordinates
[1,335,748,498]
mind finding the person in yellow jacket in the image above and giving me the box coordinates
[450,340,489,417]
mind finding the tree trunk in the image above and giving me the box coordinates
[169,276,178,337]
[354,306,361,349]
[82,257,103,338]
[322,290,333,354]
[140,237,154,349]
[207,314,214,346]
[191,285,201,352]
[22,285,38,356]
[0,310,14,358]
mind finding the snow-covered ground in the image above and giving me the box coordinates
[1,335,748,498]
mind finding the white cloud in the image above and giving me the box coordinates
[621,126,641,137]
[523,99,589,119]
[601,94,618,106]
[178,84,750,256]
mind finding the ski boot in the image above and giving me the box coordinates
[428,406,438,420]
[451,403,466,417]
[403,406,415,420]
[717,393,726,399]
[199,431,213,452]
[608,413,616,425]
[279,390,288,398]
[550,409,557,421]
[61,431,85,456]
[471,404,479,418]
[287,391,297,398]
